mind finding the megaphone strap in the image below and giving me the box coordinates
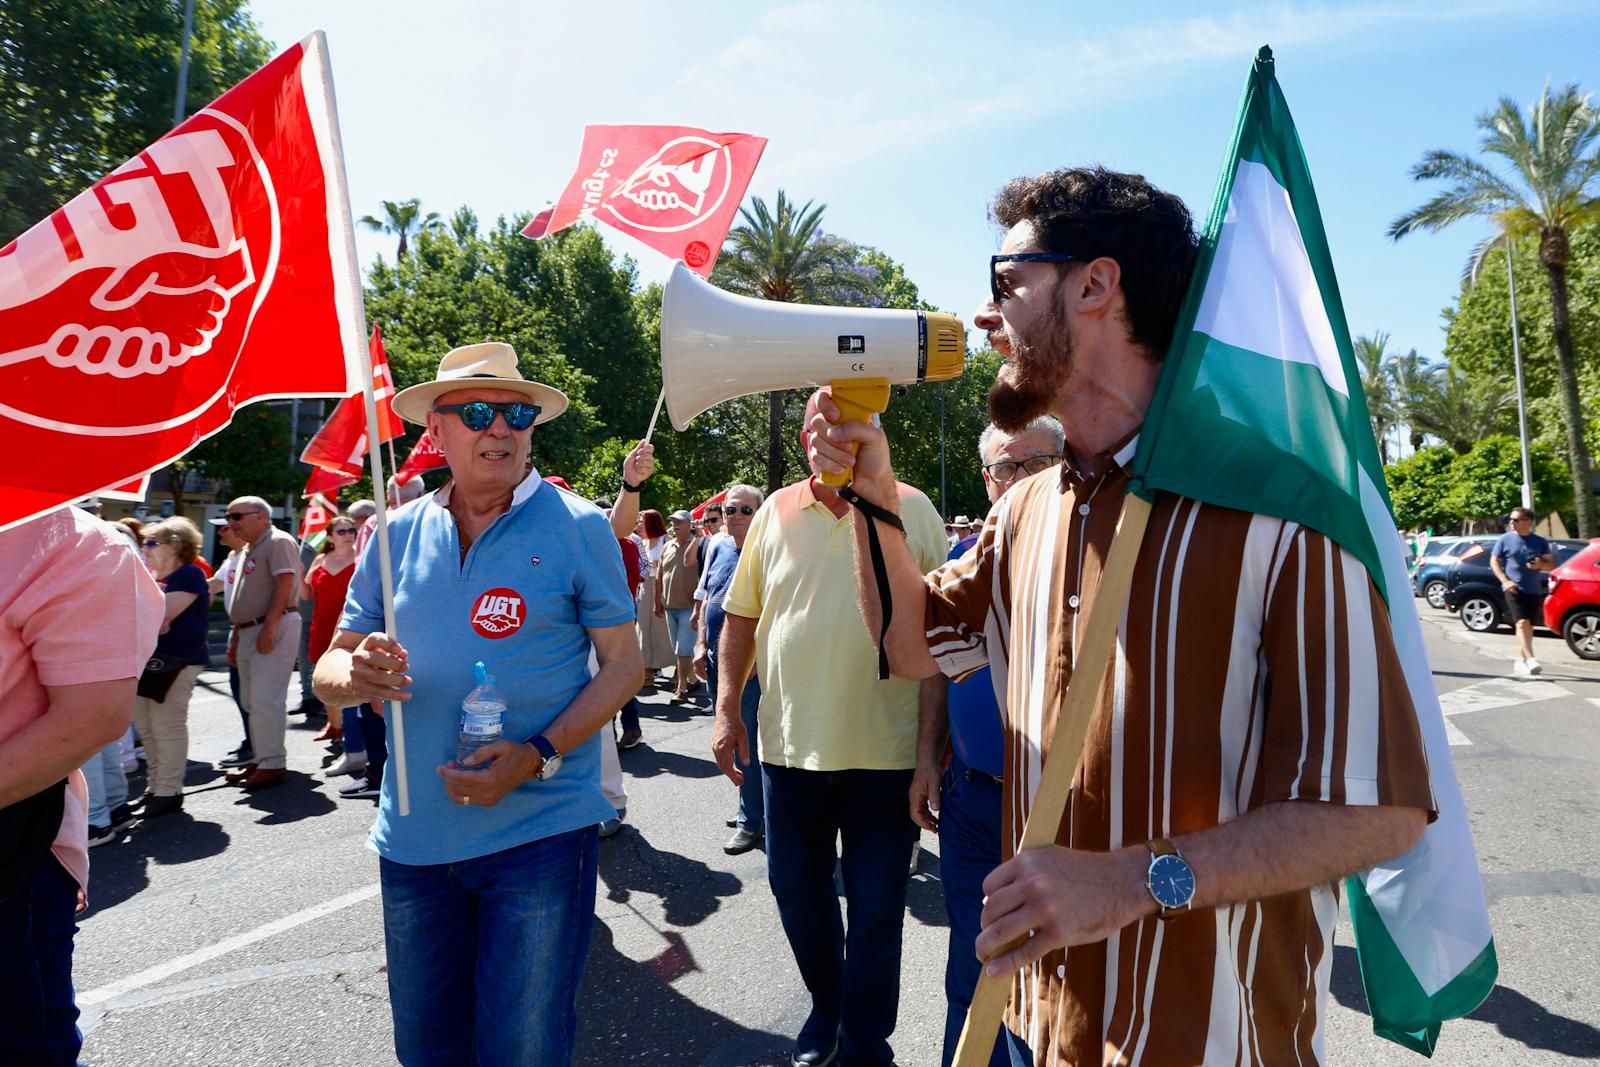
[839,486,905,681]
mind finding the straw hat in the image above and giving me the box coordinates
[391,342,568,427]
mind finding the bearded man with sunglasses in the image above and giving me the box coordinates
[314,343,643,1067]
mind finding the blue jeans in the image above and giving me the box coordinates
[83,738,126,828]
[763,764,916,1066]
[0,858,81,1065]
[618,697,641,735]
[379,826,599,1067]
[358,704,386,781]
[341,706,366,755]
[707,658,763,832]
[939,753,1008,1067]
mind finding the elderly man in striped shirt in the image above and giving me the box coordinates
[808,166,1434,1067]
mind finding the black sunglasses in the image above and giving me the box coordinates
[990,252,1080,303]
[141,539,161,548]
[330,527,358,536]
[724,505,757,516]
[433,400,541,432]
[225,510,262,522]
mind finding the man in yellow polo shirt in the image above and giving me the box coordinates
[713,390,947,1067]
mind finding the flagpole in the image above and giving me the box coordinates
[311,32,411,817]
[952,494,1152,1067]
[642,386,667,445]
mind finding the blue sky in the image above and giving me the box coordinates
[254,0,1597,365]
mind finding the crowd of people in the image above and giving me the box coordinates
[2,165,1439,1067]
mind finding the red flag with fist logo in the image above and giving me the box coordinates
[0,32,363,531]
[395,429,448,485]
[522,125,766,276]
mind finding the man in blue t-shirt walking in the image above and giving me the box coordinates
[314,343,643,1067]
[1490,506,1554,676]
[911,415,1063,1067]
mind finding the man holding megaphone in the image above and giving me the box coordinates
[805,167,1432,1067]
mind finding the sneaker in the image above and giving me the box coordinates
[724,828,762,855]
[219,749,255,769]
[1513,658,1532,676]
[87,823,119,848]
[325,753,369,778]
[142,793,184,817]
[1525,658,1542,675]
[599,815,624,839]
[108,803,136,832]
[618,728,643,750]
[339,777,380,800]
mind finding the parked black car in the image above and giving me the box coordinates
[1443,538,1591,632]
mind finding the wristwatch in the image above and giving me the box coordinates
[621,479,643,494]
[524,734,562,780]
[1145,837,1196,920]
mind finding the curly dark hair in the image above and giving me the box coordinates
[991,166,1198,358]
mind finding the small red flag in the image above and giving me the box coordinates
[394,429,448,485]
[300,325,402,479]
[691,490,727,521]
[303,463,357,500]
[299,492,335,548]
[522,125,766,276]
[370,323,402,441]
[0,33,362,532]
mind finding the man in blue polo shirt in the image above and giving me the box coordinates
[911,415,1062,1067]
[314,342,642,1067]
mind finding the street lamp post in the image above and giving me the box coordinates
[173,0,196,126]
[1504,237,1535,513]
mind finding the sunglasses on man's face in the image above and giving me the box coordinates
[990,252,1080,304]
[725,505,757,516]
[433,400,541,432]
[226,510,262,522]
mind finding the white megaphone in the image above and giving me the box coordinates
[660,263,967,486]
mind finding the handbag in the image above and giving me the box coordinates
[136,653,186,702]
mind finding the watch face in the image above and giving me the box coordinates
[539,752,562,780]
[1148,853,1196,909]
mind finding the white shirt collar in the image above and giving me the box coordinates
[431,466,544,509]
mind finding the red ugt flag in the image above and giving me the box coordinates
[299,492,335,549]
[522,125,766,276]
[394,429,448,485]
[303,464,357,500]
[0,33,363,532]
[300,324,401,479]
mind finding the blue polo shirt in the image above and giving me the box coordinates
[945,534,1003,778]
[1492,530,1551,595]
[339,471,637,866]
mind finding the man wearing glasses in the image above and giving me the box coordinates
[1490,506,1553,676]
[221,495,303,790]
[808,167,1431,1067]
[910,416,1062,1066]
[313,342,641,1067]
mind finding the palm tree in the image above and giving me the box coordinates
[1408,366,1516,455]
[359,198,444,260]
[1389,83,1600,534]
[1354,333,1399,463]
[1385,346,1443,455]
[712,192,877,492]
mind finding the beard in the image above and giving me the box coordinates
[987,305,1075,432]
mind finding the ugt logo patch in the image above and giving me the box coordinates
[470,587,524,639]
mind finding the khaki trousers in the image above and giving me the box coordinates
[236,615,301,771]
[132,664,204,796]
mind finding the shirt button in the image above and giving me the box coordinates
[1078,504,1090,516]
[1068,594,1080,609]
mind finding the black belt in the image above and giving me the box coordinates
[963,767,1003,787]
[233,616,269,630]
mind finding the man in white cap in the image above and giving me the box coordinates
[314,342,643,1067]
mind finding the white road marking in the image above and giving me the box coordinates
[78,883,380,1017]
[1437,677,1572,746]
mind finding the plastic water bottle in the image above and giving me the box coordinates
[456,661,505,768]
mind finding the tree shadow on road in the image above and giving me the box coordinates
[577,918,792,1067]
[1329,945,1600,1058]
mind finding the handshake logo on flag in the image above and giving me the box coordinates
[610,137,729,231]
[0,114,277,432]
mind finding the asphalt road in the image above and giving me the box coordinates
[74,601,1600,1066]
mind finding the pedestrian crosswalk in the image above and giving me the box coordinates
[1438,676,1571,746]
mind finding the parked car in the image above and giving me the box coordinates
[1544,539,1600,659]
[1413,537,1496,609]
[1443,538,1591,633]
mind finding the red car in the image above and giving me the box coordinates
[1544,539,1600,660]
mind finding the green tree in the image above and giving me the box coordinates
[712,192,877,492]
[0,0,272,241]
[179,403,301,506]
[1445,434,1571,525]
[1354,332,1400,462]
[1408,365,1516,454]
[1384,446,1458,530]
[360,198,444,260]
[1389,83,1600,535]
[1384,345,1443,454]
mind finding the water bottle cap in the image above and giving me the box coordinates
[474,661,494,686]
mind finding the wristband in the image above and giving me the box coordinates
[621,479,642,494]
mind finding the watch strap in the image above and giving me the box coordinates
[525,734,558,761]
[1148,836,1179,857]
[621,479,643,494]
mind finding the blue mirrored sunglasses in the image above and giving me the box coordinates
[433,400,540,431]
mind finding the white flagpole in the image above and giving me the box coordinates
[309,32,411,816]
[642,386,667,444]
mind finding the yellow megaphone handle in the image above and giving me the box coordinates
[818,378,892,488]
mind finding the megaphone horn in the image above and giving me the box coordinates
[660,263,966,485]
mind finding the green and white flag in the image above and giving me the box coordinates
[1130,47,1496,1055]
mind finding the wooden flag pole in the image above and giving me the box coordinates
[952,493,1152,1067]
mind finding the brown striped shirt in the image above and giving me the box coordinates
[923,438,1434,1067]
